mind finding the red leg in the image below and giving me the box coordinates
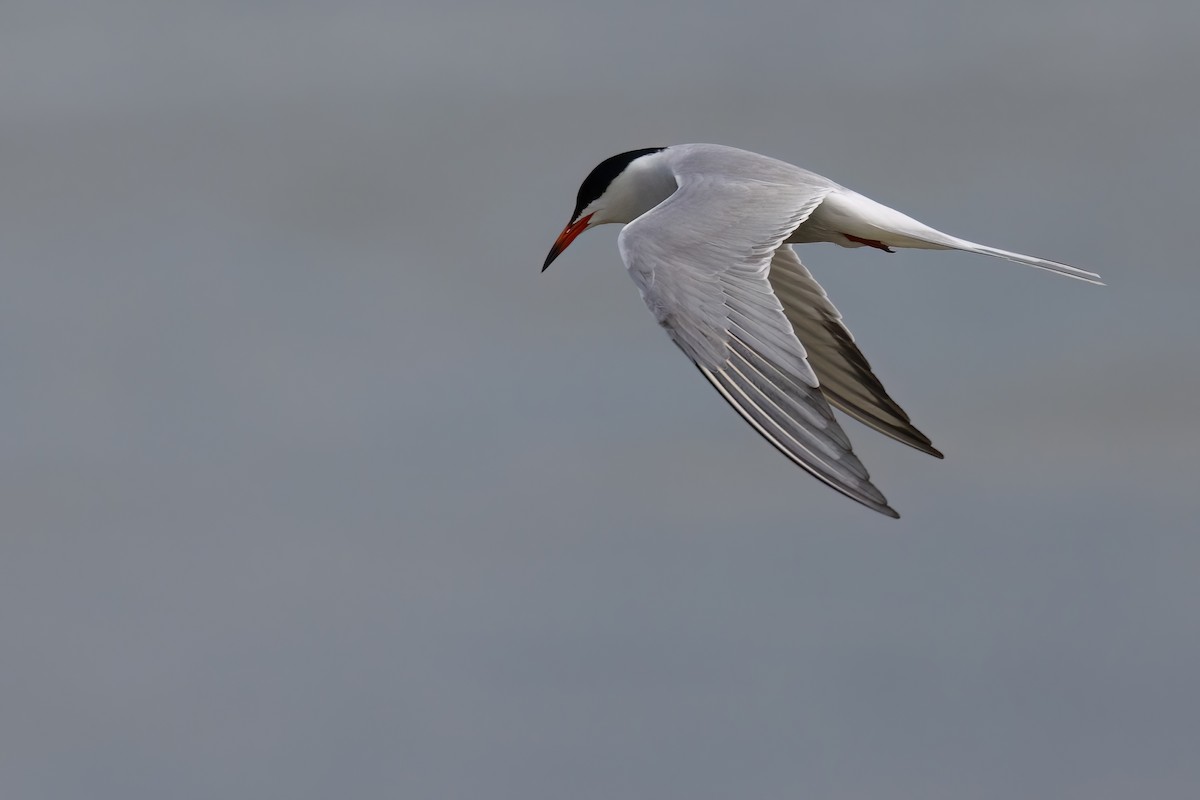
[844,233,896,253]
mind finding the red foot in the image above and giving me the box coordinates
[844,234,895,253]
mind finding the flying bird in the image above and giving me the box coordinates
[542,144,1101,517]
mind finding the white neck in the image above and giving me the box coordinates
[590,150,678,225]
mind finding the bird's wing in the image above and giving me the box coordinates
[618,167,898,517]
[768,245,943,458]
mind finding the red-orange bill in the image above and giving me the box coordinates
[542,214,593,271]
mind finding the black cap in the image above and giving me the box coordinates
[569,147,665,220]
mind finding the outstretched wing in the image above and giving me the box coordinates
[768,245,943,458]
[618,159,898,517]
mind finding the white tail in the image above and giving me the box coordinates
[811,189,1105,285]
[935,237,1105,285]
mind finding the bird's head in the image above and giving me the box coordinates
[542,147,670,271]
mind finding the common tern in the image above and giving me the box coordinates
[542,144,1101,518]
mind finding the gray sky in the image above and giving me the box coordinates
[2,2,1198,798]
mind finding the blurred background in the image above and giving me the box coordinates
[2,2,1198,798]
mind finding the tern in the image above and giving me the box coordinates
[542,144,1101,518]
